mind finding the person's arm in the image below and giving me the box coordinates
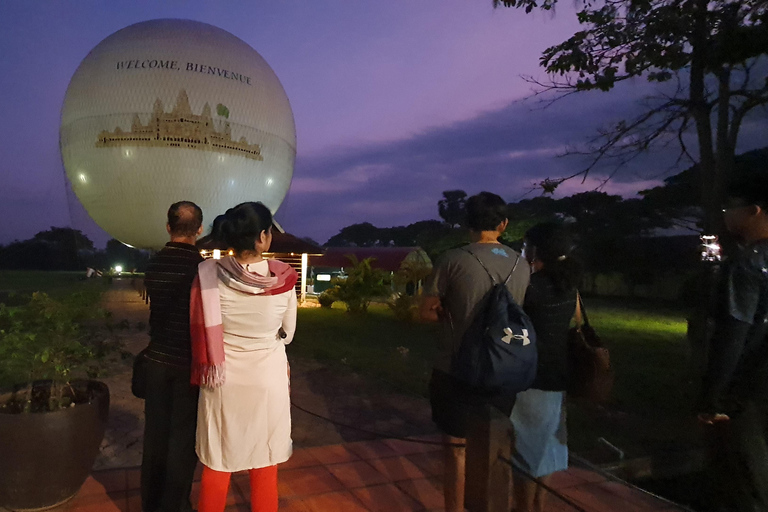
[698,255,762,420]
[418,255,451,323]
[280,291,298,345]
[699,316,751,418]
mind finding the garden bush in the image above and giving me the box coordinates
[388,293,417,322]
[332,256,390,314]
[318,287,339,308]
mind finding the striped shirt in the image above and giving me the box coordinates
[145,242,203,367]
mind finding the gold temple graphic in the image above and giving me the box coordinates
[96,90,263,160]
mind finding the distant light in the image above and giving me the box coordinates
[700,235,721,262]
[213,249,221,260]
[78,173,87,183]
[115,265,123,273]
[317,274,331,282]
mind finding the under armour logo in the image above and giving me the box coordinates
[502,328,530,346]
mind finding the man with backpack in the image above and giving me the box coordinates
[420,191,531,512]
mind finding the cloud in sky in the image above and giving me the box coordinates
[1,2,765,247]
[278,82,768,244]
[277,85,664,242]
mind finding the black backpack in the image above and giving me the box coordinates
[451,249,538,396]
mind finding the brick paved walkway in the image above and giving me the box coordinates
[0,279,687,511]
[94,278,438,470]
[24,439,682,511]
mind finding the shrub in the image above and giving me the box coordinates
[318,287,339,308]
[333,256,390,314]
[388,293,417,322]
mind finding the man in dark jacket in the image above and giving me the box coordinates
[142,201,203,512]
[699,175,768,511]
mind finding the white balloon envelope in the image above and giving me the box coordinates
[60,19,296,249]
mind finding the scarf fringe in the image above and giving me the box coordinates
[192,362,226,389]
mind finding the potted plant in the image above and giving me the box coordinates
[0,292,111,511]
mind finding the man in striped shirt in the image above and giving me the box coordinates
[141,201,203,512]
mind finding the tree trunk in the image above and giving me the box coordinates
[690,0,718,234]
[716,66,736,223]
[686,0,720,381]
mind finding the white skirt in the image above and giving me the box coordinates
[196,341,292,472]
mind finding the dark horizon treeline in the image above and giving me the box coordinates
[0,227,149,272]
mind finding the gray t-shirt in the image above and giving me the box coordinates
[424,242,530,373]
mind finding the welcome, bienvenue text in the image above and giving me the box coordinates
[115,59,252,85]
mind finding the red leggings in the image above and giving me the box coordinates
[198,464,278,512]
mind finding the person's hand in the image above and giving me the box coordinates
[419,296,443,323]
[698,412,730,424]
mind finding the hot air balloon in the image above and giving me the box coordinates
[61,19,296,249]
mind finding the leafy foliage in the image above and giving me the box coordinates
[496,0,768,232]
[438,190,468,227]
[318,287,339,308]
[387,293,418,322]
[0,229,149,271]
[0,227,94,270]
[0,292,99,410]
[0,293,109,411]
[638,146,768,230]
[331,256,391,314]
[392,258,433,290]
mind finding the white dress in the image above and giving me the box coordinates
[196,259,297,472]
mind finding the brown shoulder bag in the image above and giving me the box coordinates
[567,292,613,403]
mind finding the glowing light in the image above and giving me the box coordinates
[78,173,87,183]
[700,235,722,262]
[266,178,274,186]
[317,274,331,282]
[115,265,123,273]
[213,249,221,260]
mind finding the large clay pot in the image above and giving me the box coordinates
[0,380,110,511]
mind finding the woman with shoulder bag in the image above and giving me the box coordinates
[510,223,582,512]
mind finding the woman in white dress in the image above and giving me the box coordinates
[189,202,297,512]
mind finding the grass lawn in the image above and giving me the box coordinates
[568,297,696,459]
[293,297,696,460]
[0,270,109,304]
[291,303,439,395]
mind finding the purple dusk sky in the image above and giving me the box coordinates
[1,1,766,247]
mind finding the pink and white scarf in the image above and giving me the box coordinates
[190,256,298,388]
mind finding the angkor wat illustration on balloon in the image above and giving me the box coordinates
[96,89,263,161]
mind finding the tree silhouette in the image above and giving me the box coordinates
[496,0,768,233]
[438,190,468,227]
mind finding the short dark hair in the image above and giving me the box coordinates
[726,171,768,211]
[167,201,203,237]
[217,202,273,253]
[465,192,508,232]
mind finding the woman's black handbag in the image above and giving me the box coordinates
[567,293,613,403]
[131,348,150,399]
